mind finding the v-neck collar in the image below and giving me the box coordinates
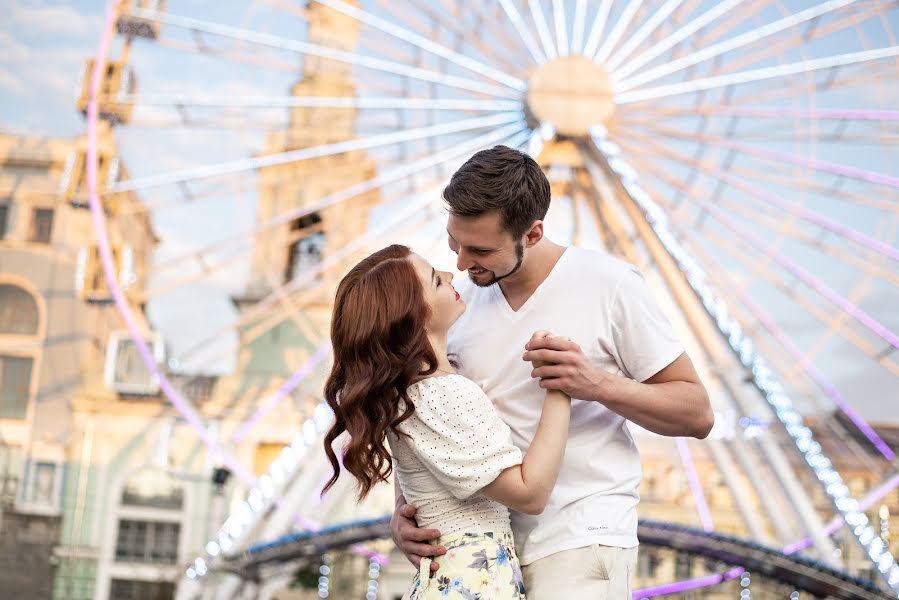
[490,247,570,320]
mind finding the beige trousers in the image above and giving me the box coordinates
[521,544,638,599]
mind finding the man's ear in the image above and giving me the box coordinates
[524,220,544,248]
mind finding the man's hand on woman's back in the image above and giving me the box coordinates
[390,502,446,574]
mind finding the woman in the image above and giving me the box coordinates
[323,245,570,599]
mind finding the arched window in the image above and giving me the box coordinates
[0,284,39,335]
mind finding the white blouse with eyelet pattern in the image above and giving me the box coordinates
[387,374,523,536]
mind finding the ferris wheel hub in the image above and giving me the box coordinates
[526,55,615,137]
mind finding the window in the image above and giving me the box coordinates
[109,579,175,600]
[28,208,53,244]
[285,213,325,285]
[0,284,39,334]
[23,461,56,505]
[0,444,23,506]
[115,519,180,564]
[0,355,33,419]
[0,203,8,238]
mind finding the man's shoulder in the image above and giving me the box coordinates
[562,246,635,284]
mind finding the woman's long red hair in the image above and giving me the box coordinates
[322,244,437,500]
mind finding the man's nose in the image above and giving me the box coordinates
[456,251,474,272]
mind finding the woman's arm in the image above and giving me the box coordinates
[481,331,571,515]
[480,389,570,514]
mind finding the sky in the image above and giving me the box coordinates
[1,0,898,425]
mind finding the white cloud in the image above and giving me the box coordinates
[3,2,103,38]
[0,69,24,96]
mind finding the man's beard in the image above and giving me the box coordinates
[469,241,524,287]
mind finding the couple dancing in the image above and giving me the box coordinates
[322,146,713,599]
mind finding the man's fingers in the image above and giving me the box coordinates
[399,524,442,542]
[531,365,567,379]
[403,542,447,558]
[525,335,579,352]
[398,504,417,519]
[522,348,573,365]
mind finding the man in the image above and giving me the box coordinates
[390,145,713,598]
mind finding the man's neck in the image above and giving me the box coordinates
[498,239,566,302]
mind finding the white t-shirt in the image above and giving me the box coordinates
[448,246,684,565]
[387,374,523,535]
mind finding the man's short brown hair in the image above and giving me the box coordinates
[443,145,551,238]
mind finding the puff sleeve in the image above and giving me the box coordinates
[399,376,523,500]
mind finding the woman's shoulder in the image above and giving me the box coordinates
[406,374,490,411]
[409,373,481,395]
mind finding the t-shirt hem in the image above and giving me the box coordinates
[517,533,639,566]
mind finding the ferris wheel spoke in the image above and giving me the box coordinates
[594,0,645,63]
[709,7,891,82]
[615,0,863,92]
[108,112,522,193]
[529,0,557,61]
[122,93,523,112]
[686,220,899,378]
[372,0,526,79]
[610,0,744,80]
[496,0,547,65]
[605,0,687,71]
[616,65,899,127]
[625,153,899,375]
[552,0,569,57]
[309,0,525,92]
[614,125,899,262]
[127,8,519,99]
[155,35,298,73]
[615,45,899,105]
[620,105,899,123]
[617,114,899,144]
[580,0,614,59]
[632,123,899,190]
[570,0,588,56]
[619,137,899,290]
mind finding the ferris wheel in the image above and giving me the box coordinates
[81,0,899,597]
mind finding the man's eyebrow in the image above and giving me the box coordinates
[431,267,436,285]
[446,231,494,253]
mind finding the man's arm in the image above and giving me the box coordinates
[523,336,713,439]
[389,477,445,573]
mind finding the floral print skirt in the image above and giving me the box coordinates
[405,530,526,600]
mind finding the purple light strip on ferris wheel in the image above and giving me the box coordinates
[87,0,256,488]
[717,172,899,262]
[706,107,899,121]
[230,341,333,444]
[698,202,899,351]
[715,139,899,189]
[733,287,895,461]
[633,566,745,598]
[676,438,715,532]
